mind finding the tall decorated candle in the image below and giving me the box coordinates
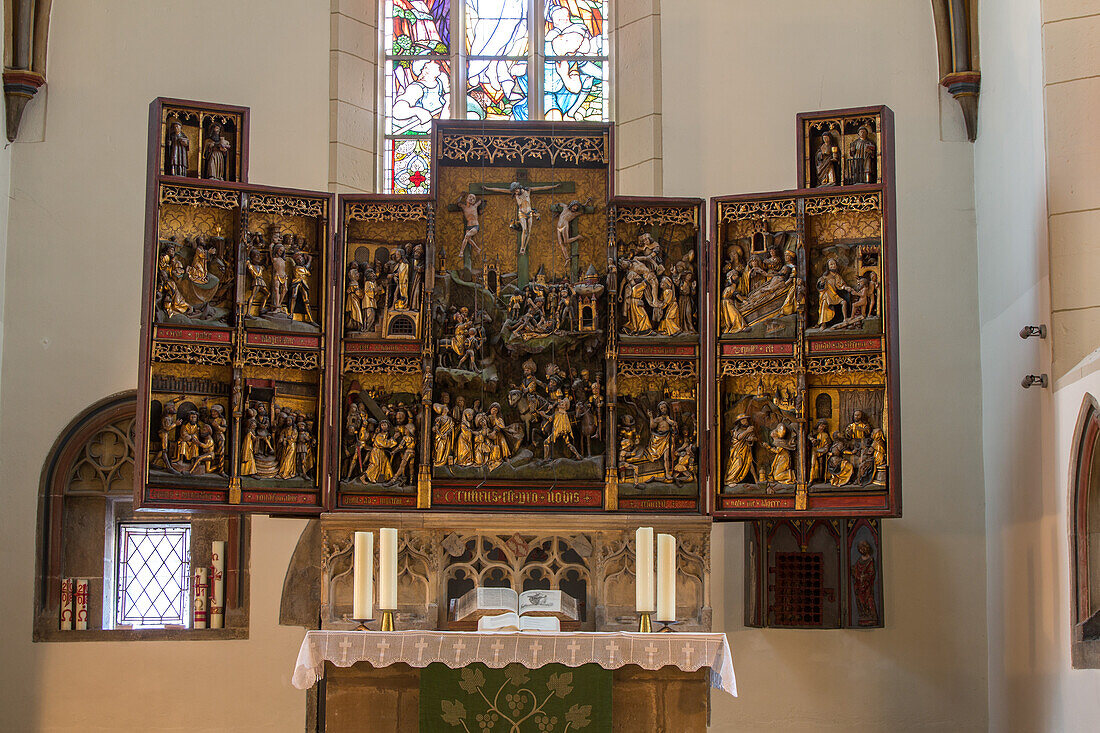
[352,531,374,620]
[656,533,676,622]
[379,528,398,610]
[635,527,655,612]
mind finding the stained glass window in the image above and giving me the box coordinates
[381,0,610,192]
[116,523,191,628]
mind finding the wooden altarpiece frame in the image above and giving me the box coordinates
[134,101,899,536]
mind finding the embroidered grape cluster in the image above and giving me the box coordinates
[535,713,559,731]
[504,692,526,713]
[475,711,499,730]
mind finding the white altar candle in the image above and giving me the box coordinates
[210,541,226,629]
[635,527,655,613]
[60,578,74,631]
[74,578,89,630]
[656,533,676,622]
[193,566,208,629]
[352,531,374,620]
[379,528,398,610]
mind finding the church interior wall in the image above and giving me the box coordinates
[0,1,327,729]
[663,1,987,730]
[5,0,1096,731]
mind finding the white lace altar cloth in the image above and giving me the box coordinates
[292,630,736,698]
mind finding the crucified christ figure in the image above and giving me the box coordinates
[554,196,594,262]
[482,181,561,255]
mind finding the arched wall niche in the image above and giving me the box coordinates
[1069,392,1100,668]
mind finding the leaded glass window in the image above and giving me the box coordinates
[115,523,191,628]
[382,0,609,193]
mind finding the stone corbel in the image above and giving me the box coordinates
[4,0,52,142]
[931,0,980,141]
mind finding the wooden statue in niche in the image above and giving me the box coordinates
[166,119,190,177]
[203,122,233,181]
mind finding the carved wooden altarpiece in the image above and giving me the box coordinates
[135,100,898,636]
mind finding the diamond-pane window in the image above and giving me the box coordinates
[116,523,191,628]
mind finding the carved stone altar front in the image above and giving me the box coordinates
[318,513,712,632]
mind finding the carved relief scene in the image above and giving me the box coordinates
[339,374,421,496]
[805,205,883,337]
[719,371,801,495]
[805,384,887,492]
[237,370,321,491]
[341,204,428,341]
[616,362,698,498]
[613,213,700,341]
[146,364,233,487]
[154,190,239,327]
[717,214,804,341]
[160,103,244,182]
[430,124,611,489]
[243,204,329,335]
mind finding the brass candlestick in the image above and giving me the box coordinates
[638,611,653,633]
[380,609,395,631]
[352,619,373,631]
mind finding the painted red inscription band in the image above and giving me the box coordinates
[618,344,696,357]
[808,337,882,354]
[719,496,796,510]
[241,491,318,505]
[344,340,421,354]
[618,498,697,511]
[340,494,418,508]
[720,342,795,357]
[433,487,603,508]
[154,326,232,343]
[148,487,227,502]
[244,331,321,349]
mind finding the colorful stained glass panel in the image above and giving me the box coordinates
[544,0,605,57]
[386,59,451,135]
[467,58,529,120]
[543,59,606,121]
[465,0,528,57]
[386,0,451,55]
[385,137,432,194]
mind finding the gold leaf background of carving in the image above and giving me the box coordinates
[436,165,609,281]
[158,203,237,241]
[724,216,798,241]
[807,210,881,243]
[346,218,427,243]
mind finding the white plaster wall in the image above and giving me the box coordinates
[0,1,328,730]
[661,2,988,730]
[973,1,1060,731]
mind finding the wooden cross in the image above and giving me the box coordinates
[465,169,577,287]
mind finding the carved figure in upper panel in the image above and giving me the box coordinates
[718,223,804,340]
[616,232,698,339]
[203,122,233,181]
[242,228,321,333]
[720,374,802,494]
[166,121,190,177]
[155,235,234,326]
[815,131,840,187]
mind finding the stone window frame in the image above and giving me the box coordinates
[1069,392,1100,667]
[32,390,251,642]
[328,0,662,196]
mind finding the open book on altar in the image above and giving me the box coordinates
[454,588,578,632]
